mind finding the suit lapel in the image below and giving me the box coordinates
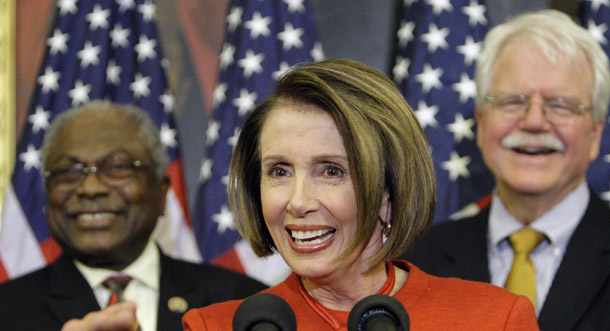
[538,193,610,330]
[157,252,201,331]
[442,211,491,283]
[44,255,101,325]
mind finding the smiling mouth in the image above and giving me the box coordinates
[289,229,336,246]
[512,147,557,155]
[72,212,119,229]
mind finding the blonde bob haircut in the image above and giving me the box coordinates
[228,59,436,266]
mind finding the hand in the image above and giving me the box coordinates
[61,302,140,331]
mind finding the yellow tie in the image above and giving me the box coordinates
[504,228,545,309]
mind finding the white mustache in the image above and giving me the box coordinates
[501,131,565,152]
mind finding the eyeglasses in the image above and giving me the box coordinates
[44,152,154,190]
[485,94,592,125]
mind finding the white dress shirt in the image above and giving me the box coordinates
[75,239,160,331]
[487,181,588,315]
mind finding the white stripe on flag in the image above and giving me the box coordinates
[234,239,291,286]
[0,185,46,278]
[152,188,202,263]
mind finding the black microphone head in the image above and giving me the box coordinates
[347,294,410,331]
[232,293,297,331]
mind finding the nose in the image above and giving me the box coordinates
[75,169,111,197]
[519,98,551,131]
[286,176,319,218]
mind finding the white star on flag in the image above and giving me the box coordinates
[160,91,174,113]
[106,59,122,85]
[68,80,91,106]
[421,23,450,52]
[199,158,213,182]
[213,83,228,107]
[442,151,471,181]
[57,0,77,15]
[219,44,236,70]
[212,205,236,234]
[87,4,110,30]
[587,19,609,45]
[457,36,481,66]
[452,73,476,103]
[111,23,130,48]
[38,67,61,93]
[226,7,243,32]
[245,11,272,39]
[160,123,177,148]
[78,42,101,67]
[138,0,156,22]
[206,120,221,146]
[427,0,453,15]
[47,29,69,55]
[232,89,258,117]
[393,56,410,82]
[283,0,305,13]
[446,113,475,143]
[19,144,41,172]
[117,0,135,12]
[415,100,439,129]
[238,50,265,78]
[28,106,51,133]
[397,21,415,47]
[462,0,487,26]
[273,62,291,80]
[416,63,443,93]
[589,0,610,11]
[227,127,241,148]
[130,73,151,98]
[278,23,304,50]
[135,35,157,61]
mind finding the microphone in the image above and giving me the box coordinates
[232,293,297,331]
[347,294,410,331]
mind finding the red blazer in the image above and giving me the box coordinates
[183,260,539,330]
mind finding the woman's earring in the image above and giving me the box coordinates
[382,221,392,243]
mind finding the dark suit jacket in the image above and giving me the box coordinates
[0,250,267,331]
[402,191,610,331]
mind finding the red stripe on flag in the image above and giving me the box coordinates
[476,193,492,211]
[211,247,246,275]
[40,237,62,264]
[167,160,192,227]
[0,259,8,284]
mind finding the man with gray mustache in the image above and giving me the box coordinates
[402,10,610,331]
[0,101,266,330]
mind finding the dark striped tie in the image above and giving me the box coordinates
[102,274,132,307]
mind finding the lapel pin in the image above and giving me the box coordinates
[168,296,188,314]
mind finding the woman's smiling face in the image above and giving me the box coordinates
[259,103,383,280]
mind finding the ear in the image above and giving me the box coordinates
[589,118,606,161]
[378,192,392,223]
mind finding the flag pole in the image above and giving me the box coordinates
[0,0,16,231]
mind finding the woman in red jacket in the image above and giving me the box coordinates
[182,59,539,330]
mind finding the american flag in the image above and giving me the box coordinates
[193,0,323,284]
[581,0,610,202]
[393,0,493,223]
[0,0,200,283]
[394,0,610,224]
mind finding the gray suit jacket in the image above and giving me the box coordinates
[0,249,267,330]
[402,190,610,331]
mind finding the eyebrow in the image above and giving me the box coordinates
[261,154,349,163]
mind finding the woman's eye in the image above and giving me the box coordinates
[267,167,288,177]
[324,166,343,177]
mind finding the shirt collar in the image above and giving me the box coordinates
[489,181,589,247]
[75,239,160,291]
